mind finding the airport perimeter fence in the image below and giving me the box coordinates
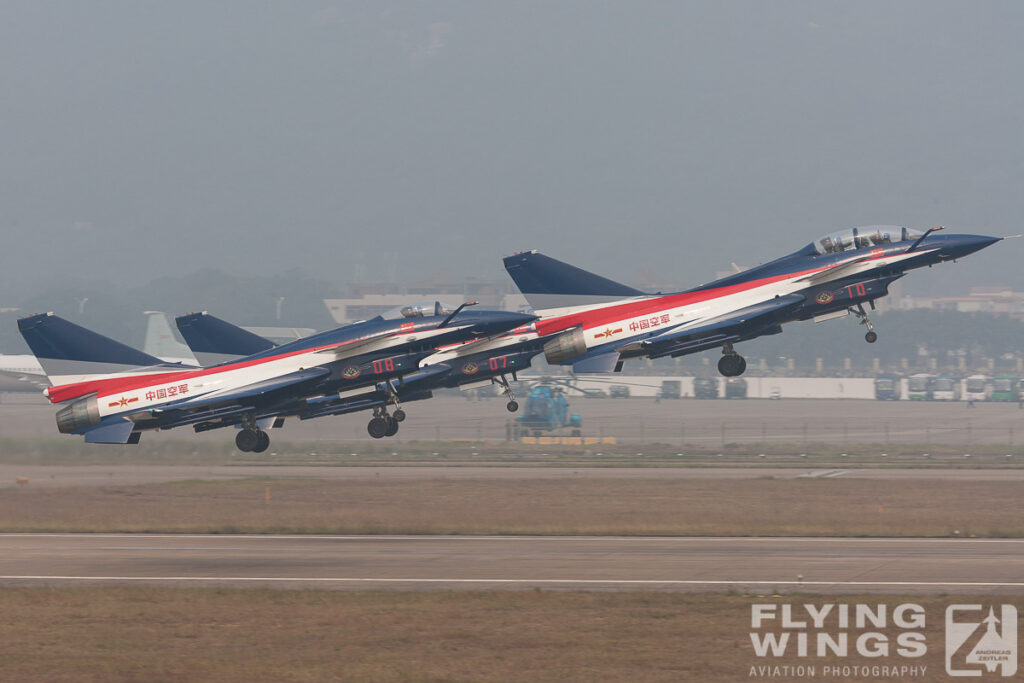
[6,391,1024,453]
[311,415,1024,451]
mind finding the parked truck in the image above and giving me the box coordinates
[692,378,719,399]
[660,380,681,399]
[724,377,748,399]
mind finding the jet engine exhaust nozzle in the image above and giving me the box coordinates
[55,395,101,434]
[543,327,587,365]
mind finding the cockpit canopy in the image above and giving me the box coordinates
[380,301,456,320]
[812,225,924,255]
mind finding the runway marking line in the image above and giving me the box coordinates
[1,534,1023,543]
[1,576,1023,588]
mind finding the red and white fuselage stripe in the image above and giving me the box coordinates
[47,324,472,420]
[533,248,933,351]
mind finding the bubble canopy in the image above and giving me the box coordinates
[379,301,457,320]
[812,225,923,255]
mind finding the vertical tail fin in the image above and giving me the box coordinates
[175,312,276,366]
[503,251,646,309]
[18,313,169,386]
[143,311,198,365]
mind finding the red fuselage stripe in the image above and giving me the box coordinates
[45,327,432,404]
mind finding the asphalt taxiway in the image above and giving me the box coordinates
[2,464,1023,488]
[1,534,1021,594]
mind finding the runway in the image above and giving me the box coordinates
[1,534,1021,594]
[2,464,1023,488]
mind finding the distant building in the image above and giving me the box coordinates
[893,286,1024,319]
[324,277,528,324]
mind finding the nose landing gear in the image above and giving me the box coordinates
[851,303,878,343]
[493,374,519,412]
[717,343,747,377]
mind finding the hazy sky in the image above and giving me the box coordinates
[1,1,1021,298]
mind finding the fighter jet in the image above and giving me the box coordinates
[504,226,1001,375]
[19,304,534,450]
[0,311,195,391]
[175,307,549,437]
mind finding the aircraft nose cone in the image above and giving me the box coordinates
[954,234,1001,257]
[497,311,539,329]
[476,311,538,335]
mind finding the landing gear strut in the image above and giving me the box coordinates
[851,303,878,343]
[717,343,747,377]
[493,374,519,412]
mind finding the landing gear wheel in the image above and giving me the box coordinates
[252,431,270,453]
[384,418,399,437]
[367,417,389,439]
[392,409,406,423]
[506,400,519,412]
[718,354,747,377]
[851,303,878,345]
[235,429,259,452]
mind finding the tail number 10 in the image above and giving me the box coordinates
[372,358,396,374]
[845,283,867,299]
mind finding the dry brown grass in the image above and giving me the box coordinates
[0,477,1020,536]
[0,587,1015,682]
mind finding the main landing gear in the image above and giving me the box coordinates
[236,429,270,452]
[367,406,403,439]
[851,303,878,343]
[235,420,270,453]
[368,379,406,438]
[717,343,747,377]
[493,374,519,412]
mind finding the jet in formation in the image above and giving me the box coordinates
[504,226,1001,376]
[1,311,196,391]
[17,225,1000,450]
[19,304,536,450]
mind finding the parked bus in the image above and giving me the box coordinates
[964,375,992,402]
[991,375,1016,402]
[931,376,961,401]
[874,373,902,400]
[907,374,933,401]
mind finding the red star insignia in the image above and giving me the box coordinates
[118,396,129,406]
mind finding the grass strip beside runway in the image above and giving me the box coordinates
[0,477,1019,537]
[0,587,1013,682]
